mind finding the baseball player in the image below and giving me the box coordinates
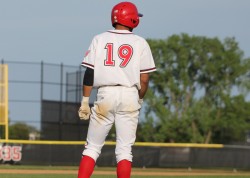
[78,2,156,178]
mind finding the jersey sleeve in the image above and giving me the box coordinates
[81,37,97,69]
[140,40,156,73]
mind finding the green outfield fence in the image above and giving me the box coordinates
[1,140,250,169]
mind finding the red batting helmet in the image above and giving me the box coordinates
[111,2,143,29]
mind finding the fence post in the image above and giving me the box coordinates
[59,63,63,140]
[40,61,44,132]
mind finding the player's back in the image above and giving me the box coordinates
[93,29,146,88]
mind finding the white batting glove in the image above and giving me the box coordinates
[78,97,91,120]
[139,98,143,105]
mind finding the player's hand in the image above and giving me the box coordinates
[78,97,91,120]
[138,98,143,105]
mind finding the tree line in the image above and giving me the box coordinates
[137,33,250,144]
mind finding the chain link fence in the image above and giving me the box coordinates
[0,59,97,140]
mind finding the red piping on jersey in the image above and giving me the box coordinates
[82,62,94,68]
[140,67,156,72]
[107,31,133,35]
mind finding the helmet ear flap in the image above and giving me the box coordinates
[131,19,139,28]
[131,19,137,24]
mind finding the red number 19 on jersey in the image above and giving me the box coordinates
[104,43,133,68]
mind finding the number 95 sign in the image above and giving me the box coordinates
[0,144,22,162]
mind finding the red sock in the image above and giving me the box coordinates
[78,156,95,178]
[117,160,132,178]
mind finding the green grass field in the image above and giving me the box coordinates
[0,165,250,178]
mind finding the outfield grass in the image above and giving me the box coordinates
[1,165,250,178]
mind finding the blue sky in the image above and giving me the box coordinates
[1,0,250,65]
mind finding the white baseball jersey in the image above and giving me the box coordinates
[81,29,156,89]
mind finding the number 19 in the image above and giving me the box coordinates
[105,43,133,67]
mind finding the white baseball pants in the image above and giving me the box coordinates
[82,86,141,163]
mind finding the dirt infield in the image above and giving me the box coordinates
[1,169,250,176]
